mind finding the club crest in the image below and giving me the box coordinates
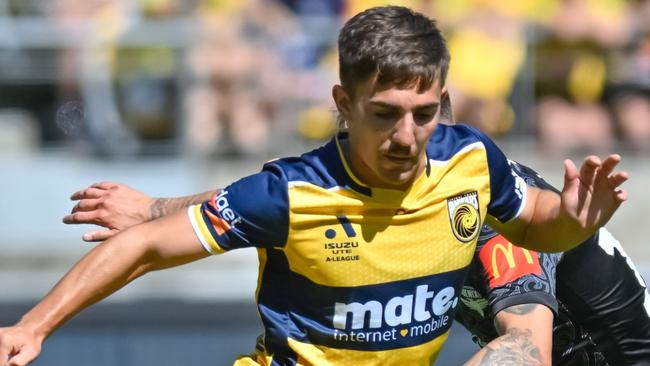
[447,191,480,243]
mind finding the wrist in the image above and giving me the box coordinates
[148,198,162,221]
[16,315,50,343]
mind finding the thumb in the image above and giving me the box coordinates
[83,229,119,242]
[564,159,578,180]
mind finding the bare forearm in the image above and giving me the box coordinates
[15,227,153,341]
[14,212,207,342]
[464,304,552,366]
[150,190,218,220]
[489,188,591,252]
[464,328,543,366]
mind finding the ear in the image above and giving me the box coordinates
[332,85,352,121]
[440,86,454,124]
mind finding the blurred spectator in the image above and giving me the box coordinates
[607,2,650,151]
[184,0,305,156]
[443,8,526,136]
[533,0,637,153]
[1,0,648,157]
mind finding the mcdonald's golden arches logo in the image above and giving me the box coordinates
[478,234,542,288]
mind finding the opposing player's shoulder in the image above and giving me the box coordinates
[507,160,559,193]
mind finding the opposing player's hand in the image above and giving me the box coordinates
[63,182,154,242]
[561,154,628,232]
[0,327,41,366]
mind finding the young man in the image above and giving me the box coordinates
[0,6,627,366]
[458,161,650,366]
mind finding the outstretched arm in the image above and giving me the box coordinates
[464,304,553,366]
[0,211,209,366]
[63,182,217,241]
[489,155,628,252]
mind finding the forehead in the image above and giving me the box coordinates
[357,77,443,107]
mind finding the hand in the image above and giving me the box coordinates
[63,182,154,242]
[0,327,42,366]
[561,154,628,231]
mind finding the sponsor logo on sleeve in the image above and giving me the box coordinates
[460,286,489,317]
[479,235,541,288]
[206,190,242,235]
[447,191,480,243]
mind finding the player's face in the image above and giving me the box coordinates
[333,78,443,190]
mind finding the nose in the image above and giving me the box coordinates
[391,115,415,148]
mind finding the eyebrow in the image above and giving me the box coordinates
[368,101,440,110]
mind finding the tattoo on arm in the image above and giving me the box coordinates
[478,328,542,366]
[151,198,172,220]
[150,191,218,220]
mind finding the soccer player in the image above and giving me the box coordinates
[458,161,650,366]
[63,166,650,366]
[0,6,628,366]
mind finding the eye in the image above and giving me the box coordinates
[414,109,437,124]
[373,110,398,120]
[414,113,435,124]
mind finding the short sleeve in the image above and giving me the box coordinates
[476,233,559,316]
[466,126,527,222]
[187,163,289,254]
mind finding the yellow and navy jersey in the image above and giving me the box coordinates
[187,124,527,366]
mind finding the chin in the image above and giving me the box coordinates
[378,170,416,189]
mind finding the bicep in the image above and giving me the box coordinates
[139,210,211,271]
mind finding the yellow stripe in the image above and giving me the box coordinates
[192,204,225,254]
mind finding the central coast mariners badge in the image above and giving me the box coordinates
[447,191,480,243]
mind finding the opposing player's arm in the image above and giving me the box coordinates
[463,304,553,366]
[63,181,217,241]
[0,211,209,366]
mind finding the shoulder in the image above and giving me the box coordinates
[269,147,339,190]
[426,124,490,161]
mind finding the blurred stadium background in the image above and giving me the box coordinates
[0,0,649,365]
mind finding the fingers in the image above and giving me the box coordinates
[614,189,628,203]
[595,154,620,180]
[599,154,621,173]
[7,349,38,366]
[62,210,101,225]
[563,159,579,184]
[90,181,118,190]
[0,334,37,366]
[608,171,629,188]
[70,187,108,200]
[0,339,11,366]
[70,198,103,213]
[578,155,601,188]
[82,229,119,242]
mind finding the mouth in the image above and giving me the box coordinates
[383,154,415,166]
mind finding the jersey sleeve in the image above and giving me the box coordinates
[466,126,527,223]
[187,162,289,254]
[477,232,559,316]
